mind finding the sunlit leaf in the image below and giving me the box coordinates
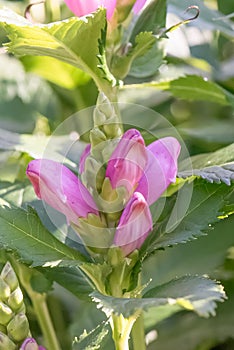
[92,276,225,318]
[0,8,116,95]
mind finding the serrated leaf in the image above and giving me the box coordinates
[141,181,234,256]
[73,321,109,350]
[0,204,87,266]
[179,144,234,185]
[0,8,115,95]
[147,281,234,350]
[92,276,225,318]
[124,75,234,106]
[111,32,156,79]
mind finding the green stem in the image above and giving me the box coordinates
[131,313,146,350]
[31,292,62,350]
[10,260,61,350]
[111,313,137,350]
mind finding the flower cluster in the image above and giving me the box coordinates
[26,128,180,256]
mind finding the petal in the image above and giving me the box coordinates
[64,0,116,19]
[20,338,39,350]
[137,137,181,205]
[132,0,147,13]
[114,192,152,256]
[26,159,98,223]
[106,129,147,196]
[79,144,91,174]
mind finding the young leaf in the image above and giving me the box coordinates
[0,204,87,266]
[0,8,116,96]
[111,32,156,79]
[91,276,225,318]
[141,180,234,256]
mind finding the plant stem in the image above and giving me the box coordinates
[110,313,138,350]
[131,312,146,350]
[31,292,62,350]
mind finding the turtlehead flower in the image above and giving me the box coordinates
[27,129,180,256]
[114,192,152,256]
[64,0,146,19]
[20,337,46,350]
[26,159,98,224]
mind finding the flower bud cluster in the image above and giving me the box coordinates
[0,262,30,349]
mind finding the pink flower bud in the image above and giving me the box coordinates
[114,192,152,256]
[20,338,46,350]
[64,0,117,19]
[26,159,98,224]
[137,137,181,205]
[106,129,147,196]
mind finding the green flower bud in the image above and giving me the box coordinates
[0,325,6,334]
[0,331,16,350]
[0,302,13,325]
[7,313,29,343]
[0,277,11,301]
[96,92,114,118]
[1,263,18,292]
[90,128,107,147]
[93,108,107,126]
[8,287,24,312]
[103,121,122,139]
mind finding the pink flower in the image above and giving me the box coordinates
[106,129,147,196]
[114,192,152,256]
[64,0,117,19]
[106,129,181,206]
[63,0,146,20]
[20,338,46,350]
[26,159,98,224]
[105,129,180,255]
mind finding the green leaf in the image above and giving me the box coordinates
[0,204,87,267]
[130,0,167,38]
[92,276,225,318]
[0,8,116,96]
[179,144,234,185]
[44,266,93,300]
[21,56,91,89]
[141,181,234,255]
[147,281,234,350]
[111,32,156,79]
[72,321,109,350]
[168,0,234,38]
[128,41,164,78]
[124,75,234,106]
